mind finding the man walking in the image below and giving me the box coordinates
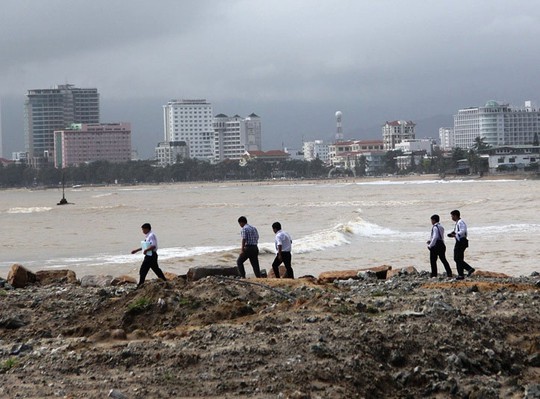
[448,210,475,280]
[271,222,294,279]
[236,216,261,278]
[426,214,452,278]
[131,223,167,287]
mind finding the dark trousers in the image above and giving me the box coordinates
[139,252,166,286]
[454,240,473,277]
[272,251,294,278]
[429,242,452,277]
[237,245,261,278]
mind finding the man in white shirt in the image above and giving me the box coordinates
[131,223,167,287]
[271,222,294,279]
[426,214,452,278]
[448,210,475,280]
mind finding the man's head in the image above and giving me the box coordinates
[238,216,247,227]
[272,222,282,232]
[430,214,440,225]
[450,210,460,221]
[141,223,151,233]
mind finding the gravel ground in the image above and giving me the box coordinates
[1,270,540,398]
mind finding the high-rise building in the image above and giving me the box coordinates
[162,99,214,161]
[453,100,540,149]
[303,140,330,162]
[24,84,100,162]
[213,113,262,162]
[54,123,131,168]
[382,120,416,150]
[439,127,454,151]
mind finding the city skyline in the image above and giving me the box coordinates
[1,1,540,158]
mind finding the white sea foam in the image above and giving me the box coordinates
[6,207,53,214]
[354,179,517,186]
[293,217,403,254]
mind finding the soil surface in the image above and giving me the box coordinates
[1,271,540,398]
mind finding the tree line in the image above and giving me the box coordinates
[0,141,492,188]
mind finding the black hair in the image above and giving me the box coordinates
[141,223,151,230]
[430,214,440,222]
[272,222,282,230]
[238,216,247,224]
[450,210,460,218]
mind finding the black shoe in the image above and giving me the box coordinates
[467,268,475,277]
[455,276,464,280]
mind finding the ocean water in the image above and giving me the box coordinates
[1,178,539,279]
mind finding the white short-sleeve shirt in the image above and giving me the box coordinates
[274,230,292,253]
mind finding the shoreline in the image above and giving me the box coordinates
[2,171,536,192]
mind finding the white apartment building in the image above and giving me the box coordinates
[439,127,454,151]
[453,100,540,149]
[213,113,262,162]
[162,99,214,161]
[394,138,435,155]
[303,140,330,162]
[382,121,416,150]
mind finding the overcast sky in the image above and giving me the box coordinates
[1,0,540,158]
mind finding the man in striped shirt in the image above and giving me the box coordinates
[236,216,261,278]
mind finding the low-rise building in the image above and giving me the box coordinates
[240,150,290,166]
[394,139,435,155]
[485,145,539,172]
[155,141,189,166]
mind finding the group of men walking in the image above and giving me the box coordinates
[131,217,294,287]
[130,210,476,287]
[427,209,475,280]
[236,216,294,279]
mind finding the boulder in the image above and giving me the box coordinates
[35,269,78,285]
[111,275,137,286]
[318,265,392,283]
[268,265,287,278]
[187,265,240,281]
[80,275,114,287]
[386,266,419,279]
[473,270,511,278]
[7,264,37,288]
[164,271,179,281]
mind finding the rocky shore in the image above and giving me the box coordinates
[1,266,540,399]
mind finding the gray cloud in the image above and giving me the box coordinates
[1,0,540,157]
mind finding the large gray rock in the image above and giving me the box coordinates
[80,275,114,287]
[187,265,240,281]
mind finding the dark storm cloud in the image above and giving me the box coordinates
[2,0,540,156]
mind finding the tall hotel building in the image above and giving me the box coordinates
[213,113,262,162]
[453,100,540,149]
[382,120,416,150]
[162,99,214,161]
[24,84,99,164]
[54,123,131,168]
